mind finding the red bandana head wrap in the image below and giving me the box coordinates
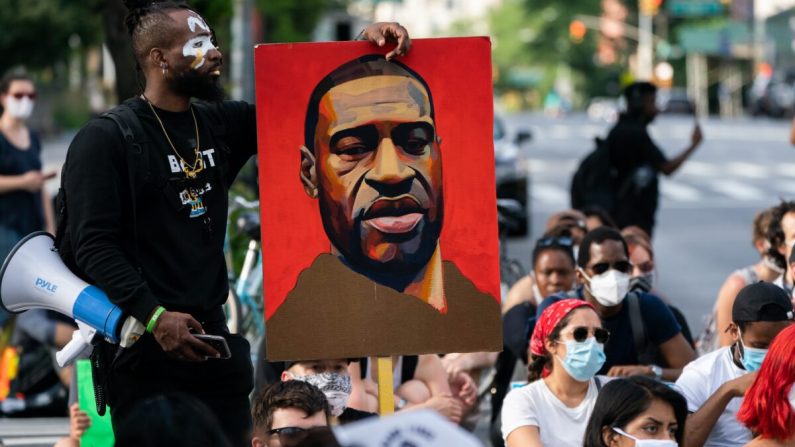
[529,298,595,359]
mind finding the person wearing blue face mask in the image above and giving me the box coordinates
[675,282,794,447]
[501,299,609,447]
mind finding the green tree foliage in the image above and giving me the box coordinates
[0,0,102,75]
[488,0,624,103]
[257,0,342,42]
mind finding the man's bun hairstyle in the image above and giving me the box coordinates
[122,1,195,66]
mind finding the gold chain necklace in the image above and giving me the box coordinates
[143,95,204,179]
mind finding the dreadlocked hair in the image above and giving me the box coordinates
[123,1,195,65]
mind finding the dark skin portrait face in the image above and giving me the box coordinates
[160,10,225,101]
[301,75,444,279]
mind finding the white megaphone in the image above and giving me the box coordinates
[0,232,144,367]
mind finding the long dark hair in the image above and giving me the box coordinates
[583,376,687,447]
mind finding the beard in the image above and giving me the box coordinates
[169,69,225,102]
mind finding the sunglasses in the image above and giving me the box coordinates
[10,92,36,100]
[563,326,610,344]
[268,426,325,443]
[589,260,632,275]
[536,236,574,248]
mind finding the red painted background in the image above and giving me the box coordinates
[255,37,500,319]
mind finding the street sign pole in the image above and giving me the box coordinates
[638,2,654,80]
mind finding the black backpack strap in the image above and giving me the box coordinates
[85,102,147,415]
[627,292,648,362]
[99,103,146,268]
[594,376,602,392]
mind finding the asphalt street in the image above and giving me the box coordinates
[501,112,794,335]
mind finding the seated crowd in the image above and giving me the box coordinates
[52,204,795,447]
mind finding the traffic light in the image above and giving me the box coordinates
[640,0,663,16]
[569,19,586,43]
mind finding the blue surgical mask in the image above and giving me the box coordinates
[739,333,767,372]
[613,427,678,447]
[556,337,606,382]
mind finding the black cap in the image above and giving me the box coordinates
[732,282,794,323]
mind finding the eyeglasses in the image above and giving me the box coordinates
[536,236,574,248]
[11,92,36,100]
[563,326,610,344]
[589,260,632,275]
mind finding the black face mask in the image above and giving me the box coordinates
[169,69,225,102]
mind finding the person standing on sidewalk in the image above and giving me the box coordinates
[0,73,56,260]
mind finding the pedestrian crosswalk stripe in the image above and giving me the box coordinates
[531,183,569,205]
[660,181,701,201]
[708,180,766,201]
[726,162,769,179]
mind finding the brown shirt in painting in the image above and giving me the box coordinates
[266,253,502,360]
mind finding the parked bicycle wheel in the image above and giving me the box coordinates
[224,288,242,334]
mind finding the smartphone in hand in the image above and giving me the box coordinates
[194,334,231,359]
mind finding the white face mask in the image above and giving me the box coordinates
[289,372,352,417]
[580,267,630,307]
[5,95,34,120]
[613,427,678,447]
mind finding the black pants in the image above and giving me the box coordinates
[107,318,253,446]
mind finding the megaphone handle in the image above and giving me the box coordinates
[56,332,92,367]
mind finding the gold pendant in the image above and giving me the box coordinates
[182,152,204,179]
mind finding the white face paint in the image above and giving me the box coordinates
[182,15,216,70]
[182,35,216,69]
[187,15,209,33]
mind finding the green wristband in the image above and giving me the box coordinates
[146,306,166,333]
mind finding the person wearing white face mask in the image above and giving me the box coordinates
[502,299,609,447]
[0,73,57,271]
[584,375,688,447]
[278,358,376,425]
[535,227,696,382]
[737,323,795,447]
[675,282,793,447]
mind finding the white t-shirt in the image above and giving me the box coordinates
[501,377,601,447]
[674,346,752,447]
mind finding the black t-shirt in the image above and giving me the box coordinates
[605,114,668,232]
[0,130,44,234]
[62,97,256,322]
[606,114,667,183]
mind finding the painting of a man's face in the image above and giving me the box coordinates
[307,73,444,276]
